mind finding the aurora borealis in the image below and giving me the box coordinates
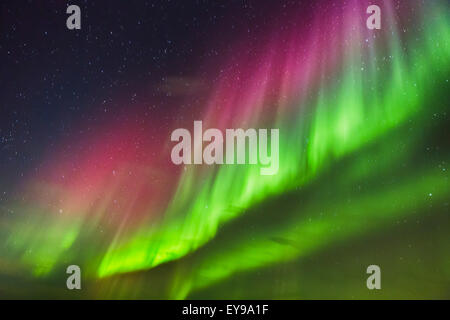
[0,0,449,299]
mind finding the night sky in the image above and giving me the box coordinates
[0,0,288,190]
[0,0,449,299]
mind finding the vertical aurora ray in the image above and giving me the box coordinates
[96,0,450,281]
[0,0,449,299]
